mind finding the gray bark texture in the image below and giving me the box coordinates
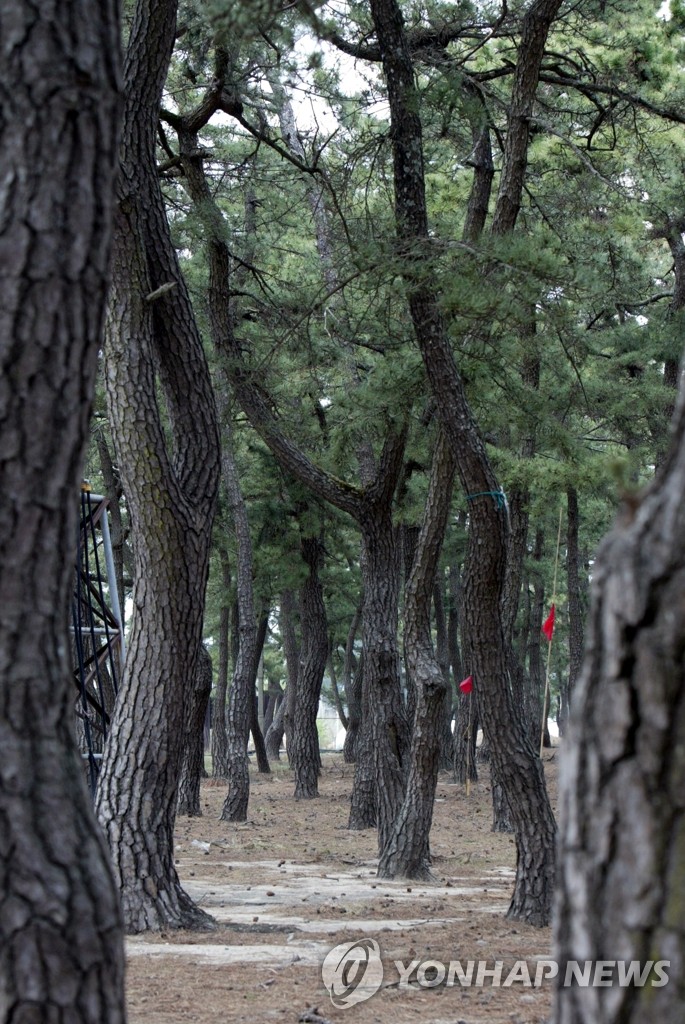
[368,0,559,924]
[378,431,455,878]
[96,0,220,933]
[290,535,328,799]
[0,0,125,1018]
[554,383,685,1024]
[177,646,213,817]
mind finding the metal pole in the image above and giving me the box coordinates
[99,500,126,665]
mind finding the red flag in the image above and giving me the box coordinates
[542,604,555,643]
[459,675,473,695]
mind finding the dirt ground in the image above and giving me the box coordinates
[126,753,558,1024]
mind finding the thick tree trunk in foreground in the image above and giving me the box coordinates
[178,646,213,816]
[97,0,220,933]
[554,387,685,1024]
[379,431,455,878]
[0,0,125,1017]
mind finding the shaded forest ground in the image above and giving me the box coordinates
[126,753,557,1024]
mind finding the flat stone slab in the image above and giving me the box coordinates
[126,939,327,967]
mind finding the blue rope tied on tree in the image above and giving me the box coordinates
[465,489,507,511]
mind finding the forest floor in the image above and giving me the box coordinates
[126,752,558,1024]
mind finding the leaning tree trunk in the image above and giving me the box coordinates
[290,534,328,799]
[96,0,220,933]
[555,389,685,1022]
[379,431,456,878]
[343,650,364,764]
[266,689,287,761]
[249,612,271,774]
[368,0,559,925]
[178,645,213,816]
[0,0,125,1017]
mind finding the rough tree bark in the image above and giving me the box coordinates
[290,534,328,799]
[554,379,685,1024]
[211,544,231,777]
[433,577,455,770]
[368,0,559,924]
[168,57,411,848]
[177,646,213,817]
[96,0,220,933]
[280,589,300,758]
[249,613,271,775]
[561,486,585,734]
[378,431,456,878]
[219,435,258,821]
[0,0,125,1017]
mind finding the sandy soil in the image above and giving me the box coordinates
[126,753,557,1024]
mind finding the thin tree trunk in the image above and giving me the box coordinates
[343,650,364,764]
[433,577,455,770]
[328,647,349,731]
[178,646,213,816]
[250,611,271,774]
[291,534,328,798]
[220,434,257,822]
[563,486,584,735]
[0,0,124,1014]
[379,431,456,878]
[280,589,300,758]
[265,694,287,761]
[212,544,231,777]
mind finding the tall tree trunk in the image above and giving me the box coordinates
[554,383,685,1024]
[379,431,456,878]
[178,646,213,817]
[249,612,271,774]
[368,0,559,924]
[220,434,257,822]
[211,544,231,777]
[96,0,220,933]
[562,486,584,735]
[526,529,546,748]
[280,589,300,757]
[290,534,328,799]
[433,577,455,770]
[343,650,364,764]
[358,499,411,853]
[0,0,124,1015]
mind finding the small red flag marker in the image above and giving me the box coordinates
[542,604,555,643]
